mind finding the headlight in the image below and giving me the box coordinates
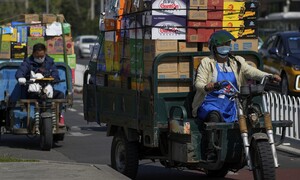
[293,65,300,71]
[249,112,259,127]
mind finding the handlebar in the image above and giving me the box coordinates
[213,80,240,93]
[260,75,274,85]
[26,79,65,85]
[213,75,274,96]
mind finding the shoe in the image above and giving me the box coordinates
[206,152,217,162]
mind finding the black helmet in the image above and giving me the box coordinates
[208,30,236,51]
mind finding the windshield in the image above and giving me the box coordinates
[82,38,97,43]
[288,36,300,54]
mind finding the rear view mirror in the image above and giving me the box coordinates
[269,47,279,56]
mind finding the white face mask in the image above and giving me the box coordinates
[216,46,231,56]
[34,57,45,64]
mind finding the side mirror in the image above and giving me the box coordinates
[269,47,279,56]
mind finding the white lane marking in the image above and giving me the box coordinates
[67,132,92,137]
[282,143,291,146]
[78,113,84,116]
[70,126,81,131]
[68,108,77,112]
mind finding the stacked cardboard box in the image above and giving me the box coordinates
[100,0,259,93]
[0,14,75,83]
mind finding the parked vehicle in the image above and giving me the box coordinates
[83,50,292,179]
[74,35,98,58]
[258,31,300,95]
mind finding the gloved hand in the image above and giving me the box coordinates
[43,84,53,98]
[18,77,26,85]
[30,71,44,82]
[28,83,42,93]
[272,74,281,83]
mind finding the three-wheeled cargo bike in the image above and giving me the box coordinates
[0,61,73,151]
[83,50,293,179]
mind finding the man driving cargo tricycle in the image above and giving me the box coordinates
[83,30,293,180]
[192,30,281,162]
[0,43,72,151]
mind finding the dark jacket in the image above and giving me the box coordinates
[15,55,60,81]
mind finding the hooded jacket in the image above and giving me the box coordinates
[192,55,270,117]
[15,55,60,81]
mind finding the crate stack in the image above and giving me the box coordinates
[0,14,76,83]
[98,0,259,93]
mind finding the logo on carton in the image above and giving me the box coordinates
[157,22,181,35]
[159,0,180,9]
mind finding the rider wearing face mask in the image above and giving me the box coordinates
[192,30,281,162]
[15,43,65,126]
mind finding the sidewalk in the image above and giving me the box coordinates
[0,161,129,180]
[276,136,300,156]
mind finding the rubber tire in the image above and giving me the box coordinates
[280,74,289,95]
[53,134,65,142]
[111,131,139,179]
[205,166,228,178]
[250,139,275,180]
[40,118,53,151]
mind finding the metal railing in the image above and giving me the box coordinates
[266,92,300,140]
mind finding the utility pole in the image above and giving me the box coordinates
[100,0,104,14]
[91,0,95,20]
[284,0,290,13]
[25,0,28,10]
[46,0,49,13]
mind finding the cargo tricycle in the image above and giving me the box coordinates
[0,62,73,151]
[83,51,292,179]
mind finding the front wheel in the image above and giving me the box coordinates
[111,131,139,179]
[250,139,275,180]
[40,118,53,151]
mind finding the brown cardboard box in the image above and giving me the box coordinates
[22,14,39,23]
[179,62,190,72]
[231,38,258,52]
[0,42,11,59]
[178,72,190,79]
[188,7,207,20]
[178,82,191,92]
[144,40,178,60]
[42,14,57,24]
[158,72,178,79]
[158,82,178,93]
[46,36,74,54]
[202,43,210,51]
[56,14,65,22]
[157,61,178,73]
[193,56,206,69]
[178,42,198,52]
[189,0,208,7]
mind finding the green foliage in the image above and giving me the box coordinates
[0,154,38,162]
[0,0,100,37]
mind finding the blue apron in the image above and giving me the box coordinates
[198,63,238,122]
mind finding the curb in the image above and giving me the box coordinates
[277,145,300,156]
